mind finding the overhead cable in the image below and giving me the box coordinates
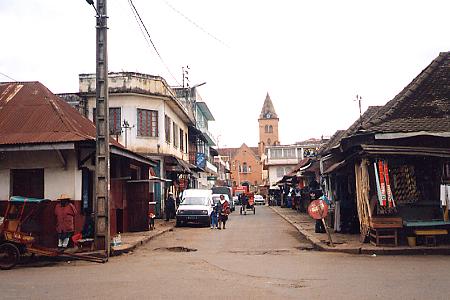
[162,0,229,48]
[0,72,17,82]
[128,0,181,85]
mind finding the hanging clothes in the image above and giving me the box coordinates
[440,184,450,207]
[334,201,341,232]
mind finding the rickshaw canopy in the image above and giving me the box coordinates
[9,196,51,204]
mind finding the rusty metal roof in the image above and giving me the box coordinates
[0,81,97,145]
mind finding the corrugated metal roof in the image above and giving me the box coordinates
[0,81,97,145]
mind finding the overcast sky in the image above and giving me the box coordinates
[1,0,449,148]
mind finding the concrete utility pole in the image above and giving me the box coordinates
[94,0,110,258]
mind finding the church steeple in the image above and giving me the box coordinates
[258,93,279,156]
[259,93,278,119]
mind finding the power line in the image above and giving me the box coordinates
[0,72,17,82]
[128,0,181,85]
[162,0,229,48]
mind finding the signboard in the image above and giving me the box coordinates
[308,199,329,220]
[207,176,217,181]
[307,199,334,247]
[196,153,206,169]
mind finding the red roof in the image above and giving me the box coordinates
[0,81,97,145]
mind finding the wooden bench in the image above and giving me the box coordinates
[414,229,448,246]
[369,217,403,247]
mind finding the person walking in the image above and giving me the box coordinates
[165,192,176,221]
[218,195,230,230]
[210,203,218,229]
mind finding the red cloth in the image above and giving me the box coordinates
[222,201,230,215]
[54,202,77,233]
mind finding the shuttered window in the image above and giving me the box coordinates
[137,109,158,137]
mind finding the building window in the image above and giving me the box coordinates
[137,109,158,137]
[180,129,184,151]
[185,132,188,153]
[269,125,273,133]
[267,138,271,145]
[93,107,121,135]
[242,162,248,173]
[283,148,296,158]
[276,167,284,177]
[248,166,252,172]
[11,169,44,199]
[272,148,282,158]
[165,115,171,143]
[173,122,179,148]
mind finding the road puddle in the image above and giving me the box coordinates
[153,246,197,252]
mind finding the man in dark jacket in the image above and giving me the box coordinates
[165,192,176,221]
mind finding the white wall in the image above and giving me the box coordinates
[87,94,189,160]
[0,169,9,200]
[0,150,81,200]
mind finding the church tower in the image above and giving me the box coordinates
[258,93,279,156]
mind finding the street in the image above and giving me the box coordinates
[1,206,450,299]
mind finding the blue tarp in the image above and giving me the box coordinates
[9,196,51,204]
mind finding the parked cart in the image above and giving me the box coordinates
[0,196,105,270]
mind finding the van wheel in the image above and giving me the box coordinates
[176,219,182,227]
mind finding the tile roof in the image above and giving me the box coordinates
[0,81,97,145]
[217,145,259,159]
[365,52,450,133]
[318,106,381,155]
[318,130,345,155]
[344,106,382,137]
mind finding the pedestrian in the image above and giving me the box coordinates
[54,194,78,249]
[210,203,218,229]
[218,194,230,230]
[165,192,176,221]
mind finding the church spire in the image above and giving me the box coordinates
[259,92,278,119]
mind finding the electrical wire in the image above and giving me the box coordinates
[0,72,17,82]
[128,0,181,85]
[162,0,229,48]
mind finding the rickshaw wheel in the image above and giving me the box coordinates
[253,207,256,214]
[240,207,242,215]
[0,243,20,270]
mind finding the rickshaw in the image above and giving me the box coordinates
[0,196,105,270]
[240,192,256,215]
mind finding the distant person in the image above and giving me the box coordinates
[55,194,77,249]
[210,202,218,229]
[218,195,230,229]
[241,194,248,208]
[165,192,176,221]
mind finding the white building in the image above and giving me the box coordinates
[78,72,195,216]
[264,139,324,187]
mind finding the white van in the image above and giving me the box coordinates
[176,189,213,227]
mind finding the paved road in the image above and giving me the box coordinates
[1,206,450,299]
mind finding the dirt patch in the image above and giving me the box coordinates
[154,246,197,252]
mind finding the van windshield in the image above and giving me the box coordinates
[182,197,208,205]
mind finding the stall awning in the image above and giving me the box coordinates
[323,160,346,174]
[360,144,450,158]
[164,155,193,174]
[127,176,172,183]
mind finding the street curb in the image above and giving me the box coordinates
[270,207,450,255]
[111,226,175,256]
[270,206,333,252]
